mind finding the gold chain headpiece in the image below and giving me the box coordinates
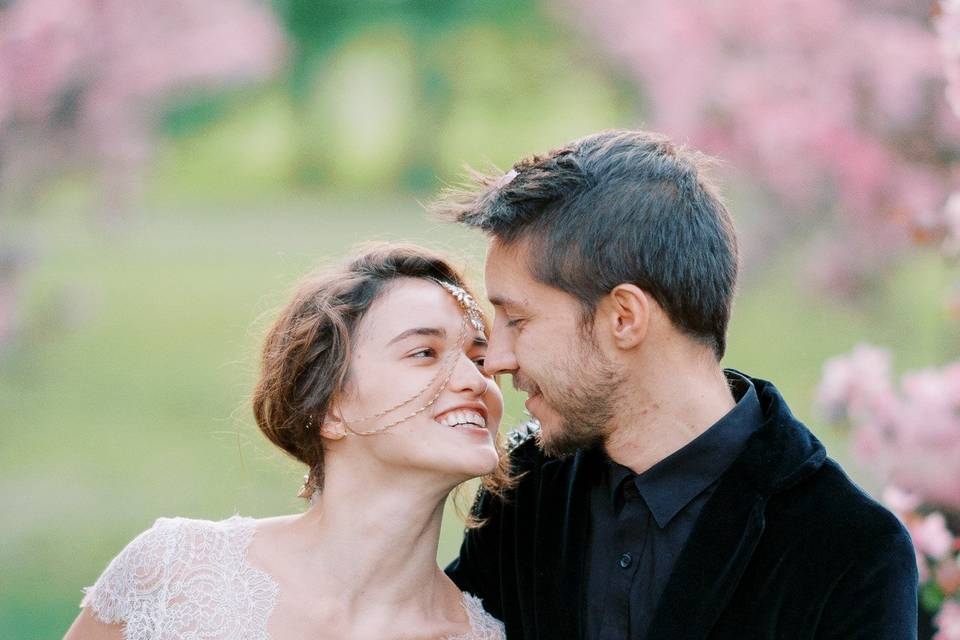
[298,279,488,497]
[337,278,485,437]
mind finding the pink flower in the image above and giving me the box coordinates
[935,600,960,640]
[815,344,895,423]
[944,192,960,255]
[938,0,960,119]
[815,346,960,509]
[882,486,922,516]
[937,557,960,596]
[912,512,956,561]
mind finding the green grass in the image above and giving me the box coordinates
[1,200,955,637]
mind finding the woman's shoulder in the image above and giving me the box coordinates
[87,515,256,583]
[157,513,259,549]
[81,514,277,637]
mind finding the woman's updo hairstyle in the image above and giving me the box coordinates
[252,243,485,494]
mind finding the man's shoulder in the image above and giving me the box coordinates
[771,456,911,550]
[737,373,909,546]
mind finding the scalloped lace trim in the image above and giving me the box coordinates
[82,516,503,639]
[451,593,506,639]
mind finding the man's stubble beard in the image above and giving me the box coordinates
[516,336,627,458]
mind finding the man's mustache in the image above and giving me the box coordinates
[511,372,541,396]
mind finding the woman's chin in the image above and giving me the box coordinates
[474,448,501,476]
[438,447,500,482]
[396,420,500,481]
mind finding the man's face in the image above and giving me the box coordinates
[483,239,625,457]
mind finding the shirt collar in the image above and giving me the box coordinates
[606,370,763,528]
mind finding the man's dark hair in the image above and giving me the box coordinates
[432,129,739,360]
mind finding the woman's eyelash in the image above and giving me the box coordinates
[409,348,486,368]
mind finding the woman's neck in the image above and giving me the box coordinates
[267,461,461,620]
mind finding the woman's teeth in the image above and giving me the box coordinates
[436,410,486,429]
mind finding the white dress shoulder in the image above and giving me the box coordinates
[81,515,504,640]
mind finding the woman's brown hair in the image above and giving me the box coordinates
[252,243,511,520]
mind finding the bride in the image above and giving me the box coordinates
[65,244,508,640]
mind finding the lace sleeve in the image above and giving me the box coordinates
[80,518,178,632]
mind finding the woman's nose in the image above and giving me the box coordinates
[449,354,490,395]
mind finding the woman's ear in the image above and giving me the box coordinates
[318,404,348,440]
[319,420,347,440]
[604,284,650,349]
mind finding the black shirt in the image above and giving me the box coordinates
[584,371,763,640]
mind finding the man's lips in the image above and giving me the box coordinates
[524,391,542,413]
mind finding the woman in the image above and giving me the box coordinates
[65,244,508,640]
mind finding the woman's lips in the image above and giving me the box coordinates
[431,413,493,438]
[452,423,492,437]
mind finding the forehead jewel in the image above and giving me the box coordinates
[433,279,486,334]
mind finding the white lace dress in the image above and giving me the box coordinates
[81,515,504,640]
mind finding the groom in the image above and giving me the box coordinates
[439,130,918,639]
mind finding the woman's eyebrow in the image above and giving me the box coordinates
[387,326,446,346]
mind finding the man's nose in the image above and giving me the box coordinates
[483,325,518,377]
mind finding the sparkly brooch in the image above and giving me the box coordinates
[505,419,541,452]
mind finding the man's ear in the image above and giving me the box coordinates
[603,284,650,349]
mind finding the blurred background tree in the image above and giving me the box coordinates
[562,0,957,293]
[1,0,957,637]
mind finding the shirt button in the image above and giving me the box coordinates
[618,553,633,569]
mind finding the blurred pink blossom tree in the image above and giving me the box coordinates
[0,0,286,349]
[0,0,286,215]
[818,3,960,634]
[881,483,960,638]
[816,346,960,638]
[562,0,960,634]
[560,0,957,291]
[818,346,960,509]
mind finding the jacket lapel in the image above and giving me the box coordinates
[532,449,599,638]
[646,458,767,640]
[646,377,827,640]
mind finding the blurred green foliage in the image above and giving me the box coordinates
[156,0,633,197]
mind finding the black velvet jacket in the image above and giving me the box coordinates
[446,375,918,639]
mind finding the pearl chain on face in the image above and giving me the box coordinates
[298,279,490,498]
[332,279,487,437]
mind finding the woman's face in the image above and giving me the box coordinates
[328,277,503,483]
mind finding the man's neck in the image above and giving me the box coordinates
[604,360,736,474]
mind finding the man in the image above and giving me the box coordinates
[438,130,917,639]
